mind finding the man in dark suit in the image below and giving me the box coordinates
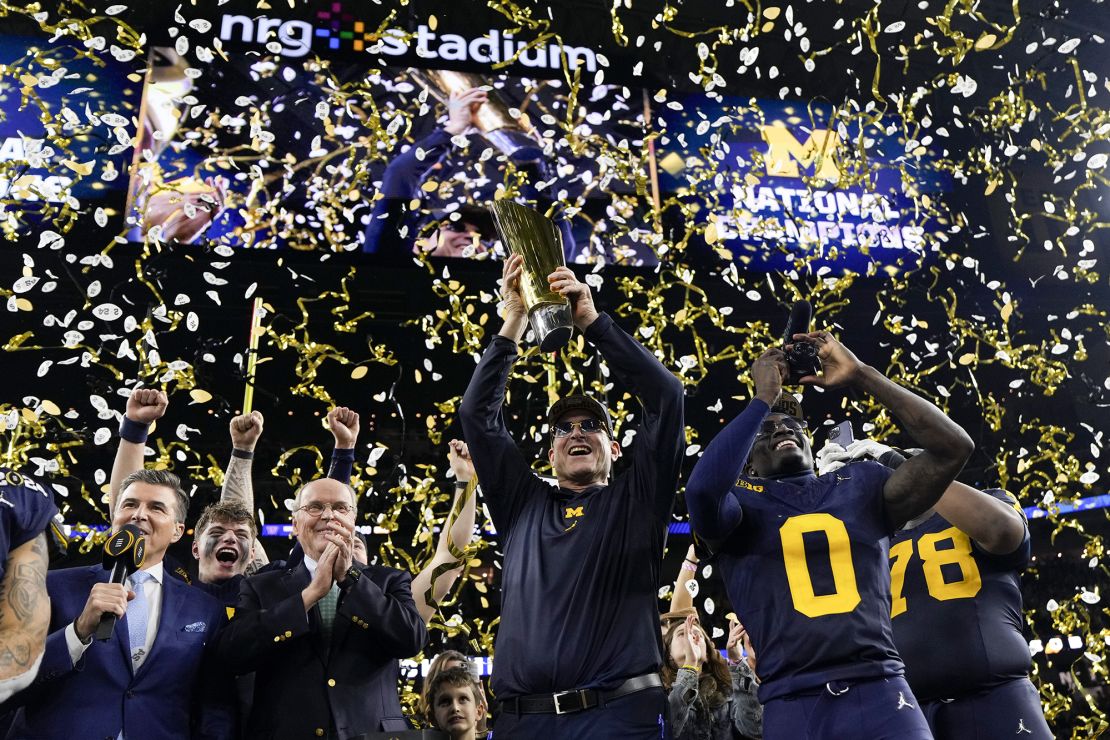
[3,469,234,739]
[213,477,426,739]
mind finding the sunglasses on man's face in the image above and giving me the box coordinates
[552,418,608,438]
[443,221,483,237]
[755,417,809,440]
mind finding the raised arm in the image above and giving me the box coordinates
[547,265,685,521]
[363,89,486,255]
[108,388,167,515]
[325,407,359,484]
[793,331,975,531]
[458,255,535,532]
[221,411,263,509]
[686,349,787,545]
[0,535,49,700]
[411,440,479,624]
[932,483,1027,555]
[726,619,763,738]
[819,440,1027,556]
[670,544,699,612]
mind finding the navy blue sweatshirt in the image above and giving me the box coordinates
[459,312,684,698]
[362,128,575,256]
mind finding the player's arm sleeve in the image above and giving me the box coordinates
[327,447,356,484]
[0,534,50,701]
[220,454,254,510]
[363,128,453,255]
[685,399,770,543]
[969,489,1031,568]
[729,661,764,739]
[3,567,80,710]
[108,430,146,516]
[667,668,700,737]
[458,335,537,533]
[586,312,685,523]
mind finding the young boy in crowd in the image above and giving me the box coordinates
[426,666,488,740]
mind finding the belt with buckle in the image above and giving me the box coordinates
[499,673,662,715]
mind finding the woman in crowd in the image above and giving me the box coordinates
[663,614,763,739]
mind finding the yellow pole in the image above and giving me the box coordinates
[242,297,264,414]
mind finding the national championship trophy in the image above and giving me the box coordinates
[488,200,573,352]
[408,68,543,162]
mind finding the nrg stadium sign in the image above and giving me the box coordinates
[217,6,598,72]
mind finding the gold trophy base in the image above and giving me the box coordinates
[530,303,573,352]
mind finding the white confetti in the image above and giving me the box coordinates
[92,303,123,321]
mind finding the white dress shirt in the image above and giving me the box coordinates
[65,562,165,670]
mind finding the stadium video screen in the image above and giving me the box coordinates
[123,47,658,264]
[122,35,948,273]
[0,34,139,226]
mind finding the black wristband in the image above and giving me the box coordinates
[231,448,255,460]
[454,480,470,489]
[119,417,150,445]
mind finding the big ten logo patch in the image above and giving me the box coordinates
[735,479,764,493]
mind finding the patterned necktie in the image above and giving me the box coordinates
[317,582,340,645]
[126,570,152,667]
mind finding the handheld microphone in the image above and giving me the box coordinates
[782,300,822,383]
[95,523,146,641]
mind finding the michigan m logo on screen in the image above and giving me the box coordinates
[760,122,841,181]
[218,2,598,72]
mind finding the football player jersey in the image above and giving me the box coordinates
[890,489,1031,702]
[0,468,59,581]
[714,460,904,702]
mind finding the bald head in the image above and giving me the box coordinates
[290,477,357,560]
[293,478,356,509]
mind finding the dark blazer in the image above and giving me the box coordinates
[213,559,427,739]
[3,563,234,740]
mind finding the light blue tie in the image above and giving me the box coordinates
[126,570,152,666]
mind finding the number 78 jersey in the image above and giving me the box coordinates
[889,488,1032,702]
[714,461,904,703]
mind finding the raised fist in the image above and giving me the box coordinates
[126,388,168,425]
[229,411,264,451]
[327,407,360,449]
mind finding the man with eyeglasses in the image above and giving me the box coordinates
[212,477,426,738]
[686,335,974,740]
[458,256,684,738]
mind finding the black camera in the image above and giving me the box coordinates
[782,300,822,384]
[785,341,822,384]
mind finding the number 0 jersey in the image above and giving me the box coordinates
[890,489,1032,702]
[714,460,903,702]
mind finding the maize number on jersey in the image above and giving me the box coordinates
[889,526,982,617]
[779,513,862,618]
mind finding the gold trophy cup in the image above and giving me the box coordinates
[489,200,572,352]
[408,68,543,162]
